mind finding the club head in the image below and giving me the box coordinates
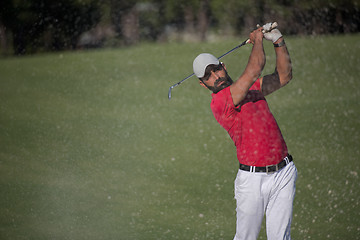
[168,86,173,100]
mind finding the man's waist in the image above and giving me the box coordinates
[239,154,293,173]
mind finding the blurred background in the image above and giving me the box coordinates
[0,0,359,55]
[1,1,359,240]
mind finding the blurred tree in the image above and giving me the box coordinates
[41,0,101,50]
[210,0,255,35]
[158,0,210,41]
[137,2,164,41]
[0,0,14,55]
[107,0,139,45]
[291,0,360,34]
[1,0,359,54]
[2,0,101,54]
[197,0,210,41]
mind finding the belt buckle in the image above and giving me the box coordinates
[266,164,278,174]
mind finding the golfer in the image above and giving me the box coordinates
[192,23,297,239]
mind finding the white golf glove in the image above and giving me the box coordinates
[262,22,282,43]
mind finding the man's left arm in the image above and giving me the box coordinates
[260,26,292,96]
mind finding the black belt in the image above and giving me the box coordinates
[239,154,293,173]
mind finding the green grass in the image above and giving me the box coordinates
[0,34,359,240]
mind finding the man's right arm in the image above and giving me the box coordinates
[230,28,266,106]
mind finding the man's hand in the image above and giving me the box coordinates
[262,22,282,43]
[249,27,264,44]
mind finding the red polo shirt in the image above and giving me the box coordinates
[211,79,288,166]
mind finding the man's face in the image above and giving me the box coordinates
[200,64,233,93]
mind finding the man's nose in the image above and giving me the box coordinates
[211,71,220,78]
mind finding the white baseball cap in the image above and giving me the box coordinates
[193,53,220,78]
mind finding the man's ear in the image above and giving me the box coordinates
[199,80,207,89]
[221,62,227,71]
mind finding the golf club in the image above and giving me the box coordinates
[168,22,278,100]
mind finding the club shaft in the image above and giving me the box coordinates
[217,39,249,59]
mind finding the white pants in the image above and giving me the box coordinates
[233,162,297,240]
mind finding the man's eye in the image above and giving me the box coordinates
[203,73,211,80]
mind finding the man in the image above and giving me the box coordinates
[192,23,297,239]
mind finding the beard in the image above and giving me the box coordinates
[206,72,233,93]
